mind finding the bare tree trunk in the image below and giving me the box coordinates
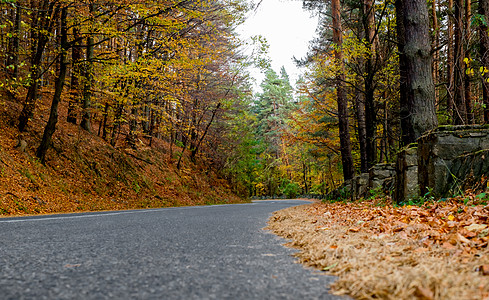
[191,103,221,159]
[453,0,467,124]
[396,0,413,145]
[80,1,95,132]
[101,102,109,140]
[464,0,473,124]
[18,0,56,132]
[397,0,438,141]
[355,92,368,173]
[6,1,21,82]
[67,25,82,124]
[127,106,138,149]
[480,0,489,122]
[447,0,454,114]
[432,0,439,106]
[37,6,68,164]
[364,0,377,169]
[332,0,354,181]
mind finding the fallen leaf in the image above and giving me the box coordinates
[349,227,360,232]
[481,265,489,276]
[415,285,434,300]
[414,247,429,253]
[465,224,488,232]
[457,233,472,244]
[322,262,338,271]
[459,228,477,238]
[441,242,457,250]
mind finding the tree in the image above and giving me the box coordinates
[37,6,69,164]
[480,0,489,122]
[396,0,437,142]
[331,0,354,181]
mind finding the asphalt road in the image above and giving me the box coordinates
[0,200,345,299]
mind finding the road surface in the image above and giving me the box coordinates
[0,200,345,299]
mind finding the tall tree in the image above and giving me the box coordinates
[396,0,438,142]
[332,0,354,181]
[80,1,95,132]
[37,6,69,164]
[17,0,57,132]
[479,0,489,122]
[453,0,467,124]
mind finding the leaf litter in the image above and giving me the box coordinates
[267,196,489,299]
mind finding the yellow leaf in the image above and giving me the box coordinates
[447,215,455,221]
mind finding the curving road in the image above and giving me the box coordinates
[0,200,345,299]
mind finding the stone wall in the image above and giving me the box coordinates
[394,146,419,203]
[418,125,489,198]
[329,164,395,200]
[369,163,395,190]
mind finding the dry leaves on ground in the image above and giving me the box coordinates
[267,197,489,299]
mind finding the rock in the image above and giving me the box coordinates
[394,145,420,203]
[418,125,489,198]
[15,139,27,152]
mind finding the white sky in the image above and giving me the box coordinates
[237,0,319,91]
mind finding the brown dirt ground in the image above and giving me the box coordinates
[267,200,489,300]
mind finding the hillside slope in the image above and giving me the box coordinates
[0,96,247,216]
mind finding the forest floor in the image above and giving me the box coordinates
[268,195,489,300]
[0,94,247,217]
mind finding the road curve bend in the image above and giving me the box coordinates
[0,200,345,299]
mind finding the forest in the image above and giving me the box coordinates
[0,0,488,202]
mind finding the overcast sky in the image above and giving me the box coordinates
[237,0,319,91]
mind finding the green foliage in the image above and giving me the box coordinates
[133,181,141,194]
[324,185,351,202]
[401,188,435,207]
[280,180,301,199]
[19,168,35,184]
[367,186,384,199]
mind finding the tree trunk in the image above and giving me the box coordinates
[101,102,109,140]
[432,0,439,106]
[364,0,377,169]
[36,7,68,164]
[127,107,138,149]
[80,2,95,132]
[453,0,466,124]
[110,103,124,146]
[355,92,368,173]
[464,0,473,124]
[191,103,221,159]
[397,0,438,141]
[6,2,21,81]
[18,0,56,132]
[332,0,354,181]
[480,0,489,122]
[67,26,82,124]
[447,0,454,114]
[396,0,414,145]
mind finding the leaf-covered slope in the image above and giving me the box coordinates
[0,98,247,217]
